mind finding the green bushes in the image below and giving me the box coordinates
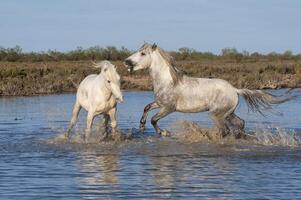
[1,45,301,62]
[0,46,23,61]
[0,46,132,62]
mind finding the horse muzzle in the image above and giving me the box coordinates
[124,59,135,73]
[117,96,124,103]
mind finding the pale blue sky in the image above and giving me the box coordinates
[0,0,300,53]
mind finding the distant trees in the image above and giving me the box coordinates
[0,46,23,61]
[171,47,216,60]
[0,45,300,62]
[221,48,239,56]
[283,50,293,59]
[219,48,301,61]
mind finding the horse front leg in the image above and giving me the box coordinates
[139,101,159,133]
[103,114,110,133]
[99,114,110,140]
[108,107,118,136]
[151,107,173,136]
[84,111,96,142]
[66,101,81,139]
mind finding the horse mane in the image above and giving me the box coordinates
[156,47,184,85]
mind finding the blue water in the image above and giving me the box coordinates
[0,90,301,199]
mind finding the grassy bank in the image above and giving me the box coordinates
[1,58,301,96]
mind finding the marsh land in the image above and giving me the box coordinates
[0,46,300,96]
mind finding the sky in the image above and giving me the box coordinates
[0,0,301,54]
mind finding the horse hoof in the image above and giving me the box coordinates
[161,130,171,137]
[112,131,122,140]
[99,133,108,142]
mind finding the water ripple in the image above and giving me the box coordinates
[1,91,301,199]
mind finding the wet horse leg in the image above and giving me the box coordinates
[66,101,81,139]
[84,111,96,142]
[151,107,173,135]
[227,113,245,132]
[226,113,249,139]
[139,101,159,132]
[108,107,118,136]
[211,114,230,138]
[103,114,110,132]
[99,113,110,140]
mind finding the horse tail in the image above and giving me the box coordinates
[237,89,296,115]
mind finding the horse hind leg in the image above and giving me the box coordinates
[227,113,245,132]
[212,99,239,138]
[226,113,251,139]
[66,101,81,139]
[211,113,230,138]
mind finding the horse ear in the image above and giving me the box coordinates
[152,43,157,50]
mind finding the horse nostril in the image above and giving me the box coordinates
[125,59,133,66]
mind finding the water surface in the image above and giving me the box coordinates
[0,91,301,199]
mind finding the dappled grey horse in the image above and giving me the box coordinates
[66,60,123,141]
[124,43,294,137]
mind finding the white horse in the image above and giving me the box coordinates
[66,60,123,141]
[124,43,294,137]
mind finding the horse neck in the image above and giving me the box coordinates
[149,52,173,93]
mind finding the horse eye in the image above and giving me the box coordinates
[141,52,146,56]
[107,80,111,83]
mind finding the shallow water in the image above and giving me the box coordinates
[1,90,301,199]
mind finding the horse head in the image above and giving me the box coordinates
[92,60,123,102]
[124,43,157,72]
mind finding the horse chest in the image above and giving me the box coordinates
[94,96,116,112]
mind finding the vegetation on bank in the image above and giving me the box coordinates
[0,46,301,96]
[1,45,301,62]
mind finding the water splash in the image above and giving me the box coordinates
[171,120,213,143]
[171,120,301,147]
[253,126,301,147]
[49,127,133,145]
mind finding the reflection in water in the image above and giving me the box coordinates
[146,143,241,198]
[150,156,178,193]
[77,151,120,186]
